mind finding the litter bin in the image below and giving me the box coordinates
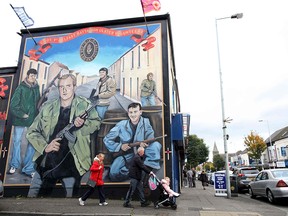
[230,174,238,197]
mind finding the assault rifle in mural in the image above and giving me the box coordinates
[112,134,167,158]
[37,69,62,110]
[34,99,98,179]
[152,91,167,106]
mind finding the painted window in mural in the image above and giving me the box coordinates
[4,22,166,198]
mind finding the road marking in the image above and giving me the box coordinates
[200,211,262,216]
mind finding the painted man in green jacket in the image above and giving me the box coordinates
[9,68,40,177]
[27,73,101,197]
[140,72,157,106]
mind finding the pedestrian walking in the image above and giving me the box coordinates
[187,167,196,188]
[192,167,196,187]
[78,153,108,206]
[199,170,208,190]
[186,168,193,188]
[182,169,188,187]
[123,146,153,208]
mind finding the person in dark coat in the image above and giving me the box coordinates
[123,146,153,208]
[199,170,208,190]
[79,153,108,206]
[192,167,197,188]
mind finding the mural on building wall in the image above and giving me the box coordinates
[4,22,166,197]
[0,75,13,160]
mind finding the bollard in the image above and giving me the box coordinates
[230,174,238,197]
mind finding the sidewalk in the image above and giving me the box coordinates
[0,184,286,216]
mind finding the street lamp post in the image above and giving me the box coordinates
[215,13,243,199]
[259,119,274,167]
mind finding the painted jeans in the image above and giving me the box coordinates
[96,105,109,120]
[109,141,161,181]
[141,95,156,106]
[10,126,35,175]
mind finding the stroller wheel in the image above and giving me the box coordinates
[171,204,177,210]
[154,201,159,209]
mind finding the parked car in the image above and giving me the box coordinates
[248,168,288,204]
[206,172,213,184]
[232,167,259,192]
[197,172,202,180]
[208,172,215,185]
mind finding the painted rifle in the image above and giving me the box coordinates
[112,134,167,158]
[37,69,62,110]
[34,100,98,179]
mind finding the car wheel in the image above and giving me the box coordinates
[266,189,275,204]
[248,187,256,199]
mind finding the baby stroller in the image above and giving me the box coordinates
[148,174,178,210]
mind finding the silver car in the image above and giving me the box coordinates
[232,167,259,192]
[248,168,288,203]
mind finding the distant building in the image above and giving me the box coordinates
[212,142,234,165]
[212,142,219,158]
[267,126,288,168]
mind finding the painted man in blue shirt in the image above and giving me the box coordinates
[103,102,162,181]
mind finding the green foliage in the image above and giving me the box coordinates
[213,154,225,170]
[186,134,209,168]
[204,162,213,171]
[244,131,267,161]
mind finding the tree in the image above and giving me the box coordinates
[204,161,214,171]
[244,131,267,166]
[213,154,225,170]
[186,134,209,168]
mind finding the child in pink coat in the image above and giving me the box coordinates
[161,177,180,197]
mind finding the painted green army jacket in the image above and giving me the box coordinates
[26,96,101,176]
[140,79,157,97]
[10,79,40,127]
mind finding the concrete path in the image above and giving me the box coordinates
[1,183,288,216]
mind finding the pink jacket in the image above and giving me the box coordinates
[161,179,180,197]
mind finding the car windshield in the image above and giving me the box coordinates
[271,170,288,178]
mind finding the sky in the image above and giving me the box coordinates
[1,0,288,160]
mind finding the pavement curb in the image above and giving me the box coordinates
[0,211,131,216]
